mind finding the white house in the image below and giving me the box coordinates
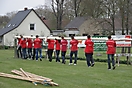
[0,8,51,46]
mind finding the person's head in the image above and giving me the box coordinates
[61,36,64,39]
[71,35,74,39]
[36,35,39,38]
[87,35,91,39]
[108,35,111,39]
[20,35,23,38]
[31,34,33,37]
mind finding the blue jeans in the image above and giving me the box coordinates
[61,51,66,63]
[85,53,94,67]
[35,48,42,60]
[107,54,115,69]
[22,48,27,59]
[56,50,60,62]
[70,51,78,64]
[28,48,32,58]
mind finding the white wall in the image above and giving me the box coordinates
[64,30,79,36]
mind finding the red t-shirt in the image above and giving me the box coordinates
[61,39,68,51]
[70,39,78,51]
[34,38,42,49]
[20,38,27,48]
[106,39,116,54]
[27,38,33,48]
[84,38,94,53]
[55,40,61,50]
[47,39,55,49]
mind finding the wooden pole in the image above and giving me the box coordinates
[14,38,17,58]
[11,69,53,81]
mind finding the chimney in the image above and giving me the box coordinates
[24,7,28,11]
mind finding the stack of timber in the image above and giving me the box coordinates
[0,68,58,86]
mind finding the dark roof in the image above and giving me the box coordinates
[0,9,32,36]
[64,17,88,29]
[0,9,51,36]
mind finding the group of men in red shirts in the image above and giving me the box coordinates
[17,35,116,70]
[46,36,79,65]
[17,35,43,61]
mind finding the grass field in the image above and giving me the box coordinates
[0,49,132,88]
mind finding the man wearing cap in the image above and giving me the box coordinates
[33,35,43,61]
[106,35,116,70]
[61,36,68,64]
[69,36,79,65]
[84,35,94,67]
[46,38,55,62]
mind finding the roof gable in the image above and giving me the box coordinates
[64,17,88,29]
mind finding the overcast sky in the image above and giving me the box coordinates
[0,0,47,16]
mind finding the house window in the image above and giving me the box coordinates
[30,24,35,30]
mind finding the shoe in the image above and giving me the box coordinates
[108,69,111,70]
[69,63,73,65]
[91,63,95,67]
[40,58,42,61]
[64,61,66,64]
[74,64,76,66]
[88,66,91,68]
[113,66,116,70]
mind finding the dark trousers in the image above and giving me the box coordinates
[107,54,115,69]
[22,48,27,59]
[35,48,42,60]
[17,46,22,58]
[56,50,60,62]
[48,49,54,62]
[70,51,78,64]
[32,48,36,60]
[85,53,94,67]
[28,48,32,58]
[61,51,66,63]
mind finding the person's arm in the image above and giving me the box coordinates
[114,41,116,47]
[17,40,22,50]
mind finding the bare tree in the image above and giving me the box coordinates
[0,16,10,29]
[51,0,65,30]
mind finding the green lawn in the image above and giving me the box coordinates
[0,49,132,88]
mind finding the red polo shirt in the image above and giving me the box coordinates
[34,38,42,49]
[84,38,94,53]
[55,40,61,50]
[47,39,55,49]
[70,39,78,51]
[61,39,68,51]
[106,39,116,54]
[20,38,27,48]
[27,38,33,48]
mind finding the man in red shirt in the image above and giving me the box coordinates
[17,35,23,58]
[27,37,33,59]
[69,36,78,65]
[84,35,94,67]
[55,38,61,62]
[46,38,55,62]
[19,37,27,59]
[33,35,42,61]
[61,36,68,64]
[106,35,116,70]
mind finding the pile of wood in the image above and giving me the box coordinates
[0,68,58,86]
